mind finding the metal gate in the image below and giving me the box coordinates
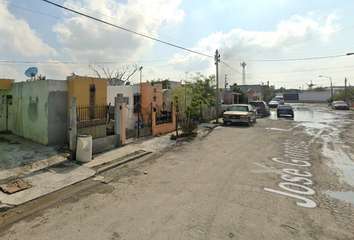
[125,102,152,141]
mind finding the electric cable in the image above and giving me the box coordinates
[42,0,214,59]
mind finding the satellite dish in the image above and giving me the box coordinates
[25,67,38,79]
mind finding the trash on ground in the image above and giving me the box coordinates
[0,179,31,194]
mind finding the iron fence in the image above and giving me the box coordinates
[155,102,173,125]
[76,104,108,128]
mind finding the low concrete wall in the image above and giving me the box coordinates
[77,123,106,139]
[152,105,176,136]
[92,134,120,155]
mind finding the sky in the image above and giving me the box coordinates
[1,0,354,89]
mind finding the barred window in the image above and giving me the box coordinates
[133,94,141,113]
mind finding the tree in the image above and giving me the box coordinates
[172,73,216,136]
[37,74,46,80]
[88,63,138,85]
[149,78,170,89]
[333,87,354,102]
[313,86,326,92]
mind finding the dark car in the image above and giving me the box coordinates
[277,105,294,118]
[249,101,270,117]
[331,101,349,110]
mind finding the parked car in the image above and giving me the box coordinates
[275,97,284,104]
[331,101,350,110]
[223,104,257,126]
[249,101,270,117]
[277,105,294,118]
[268,99,281,108]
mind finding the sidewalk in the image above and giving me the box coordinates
[0,123,219,210]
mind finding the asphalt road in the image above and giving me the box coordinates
[1,103,354,240]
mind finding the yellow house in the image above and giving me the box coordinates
[67,75,107,108]
[67,75,108,138]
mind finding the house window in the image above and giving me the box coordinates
[133,94,141,113]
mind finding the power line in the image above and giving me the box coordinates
[63,0,195,48]
[243,54,345,62]
[42,0,213,59]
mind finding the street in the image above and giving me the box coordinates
[1,103,354,239]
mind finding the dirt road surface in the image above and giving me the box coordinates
[1,103,354,239]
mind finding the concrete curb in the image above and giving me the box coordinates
[96,151,153,174]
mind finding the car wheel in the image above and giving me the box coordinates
[247,118,251,126]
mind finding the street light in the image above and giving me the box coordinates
[319,75,333,100]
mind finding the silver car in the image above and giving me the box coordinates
[223,104,257,126]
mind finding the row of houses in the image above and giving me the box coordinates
[0,76,181,157]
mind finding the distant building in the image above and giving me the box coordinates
[229,84,270,102]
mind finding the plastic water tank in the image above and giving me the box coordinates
[76,134,92,162]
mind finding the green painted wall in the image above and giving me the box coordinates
[12,81,50,145]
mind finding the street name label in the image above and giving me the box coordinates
[262,139,317,208]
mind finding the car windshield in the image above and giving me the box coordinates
[250,102,264,107]
[335,102,347,105]
[278,106,292,109]
[227,106,249,111]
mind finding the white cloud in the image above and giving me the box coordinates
[53,0,184,64]
[0,1,58,57]
[168,12,341,69]
[37,60,74,80]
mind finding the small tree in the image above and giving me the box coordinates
[88,63,138,85]
[333,88,354,102]
[172,73,216,136]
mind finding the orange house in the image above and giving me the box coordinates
[140,82,163,111]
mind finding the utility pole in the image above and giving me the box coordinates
[240,62,247,85]
[214,49,220,124]
[345,77,347,102]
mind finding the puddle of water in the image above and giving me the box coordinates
[326,191,354,206]
[265,127,289,131]
[322,141,354,187]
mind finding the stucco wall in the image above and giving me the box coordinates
[11,80,68,146]
[67,75,107,107]
[48,80,68,145]
[12,81,50,145]
[107,85,140,125]
[0,79,14,90]
[299,92,332,102]
[141,83,162,107]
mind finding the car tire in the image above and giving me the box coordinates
[247,118,251,126]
